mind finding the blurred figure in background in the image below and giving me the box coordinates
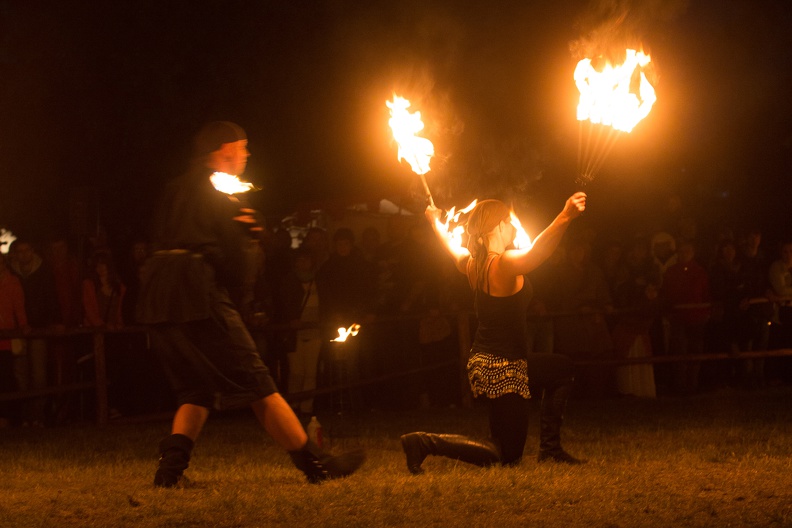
[549,237,614,398]
[281,248,321,418]
[662,240,711,395]
[8,240,60,427]
[82,252,125,329]
[0,252,28,427]
[612,236,661,398]
[315,227,374,412]
[767,240,792,383]
[736,227,770,387]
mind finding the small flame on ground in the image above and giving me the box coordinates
[332,323,361,342]
[386,95,435,175]
[574,49,656,133]
[210,172,255,195]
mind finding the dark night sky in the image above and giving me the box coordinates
[1,0,791,245]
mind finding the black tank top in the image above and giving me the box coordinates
[472,255,533,360]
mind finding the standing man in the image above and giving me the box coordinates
[8,239,60,427]
[137,121,364,487]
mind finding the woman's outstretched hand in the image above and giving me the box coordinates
[562,192,587,220]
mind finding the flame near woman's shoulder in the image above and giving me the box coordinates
[210,172,255,195]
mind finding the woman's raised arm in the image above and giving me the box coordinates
[499,192,586,276]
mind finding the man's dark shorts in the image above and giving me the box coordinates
[149,296,278,409]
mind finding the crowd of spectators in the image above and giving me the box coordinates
[1,192,792,426]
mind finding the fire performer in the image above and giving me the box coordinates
[136,121,365,486]
[401,193,587,472]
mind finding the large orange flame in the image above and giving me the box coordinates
[386,95,435,175]
[574,49,656,133]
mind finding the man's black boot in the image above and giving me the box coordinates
[154,433,194,487]
[288,440,366,483]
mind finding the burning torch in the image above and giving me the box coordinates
[386,95,436,207]
[574,48,657,185]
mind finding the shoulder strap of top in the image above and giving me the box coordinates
[484,254,499,295]
[468,253,500,295]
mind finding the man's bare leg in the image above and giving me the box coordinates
[250,393,306,451]
[251,393,365,482]
[171,403,210,440]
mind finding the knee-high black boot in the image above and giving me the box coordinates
[400,432,500,474]
[154,433,194,487]
[288,440,366,483]
[538,381,585,464]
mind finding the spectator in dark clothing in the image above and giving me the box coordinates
[767,240,792,382]
[47,237,82,328]
[736,228,771,386]
[262,227,295,389]
[315,227,375,411]
[280,248,321,417]
[316,228,374,328]
[549,237,614,397]
[119,239,149,325]
[662,240,711,394]
[8,240,61,426]
[707,239,746,388]
[398,221,449,408]
[526,247,566,355]
[45,237,82,423]
[301,226,330,271]
[374,216,411,315]
[612,236,661,398]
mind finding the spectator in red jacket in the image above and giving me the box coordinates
[0,252,28,426]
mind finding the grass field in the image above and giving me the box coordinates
[1,386,791,527]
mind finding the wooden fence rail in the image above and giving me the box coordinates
[1,303,791,425]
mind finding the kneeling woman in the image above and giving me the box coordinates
[402,194,587,473]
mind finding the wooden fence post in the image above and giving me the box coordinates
[93,332,108,426]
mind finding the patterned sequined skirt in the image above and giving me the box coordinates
[467,351,531,399]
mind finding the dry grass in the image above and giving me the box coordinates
[0,386,791,527]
